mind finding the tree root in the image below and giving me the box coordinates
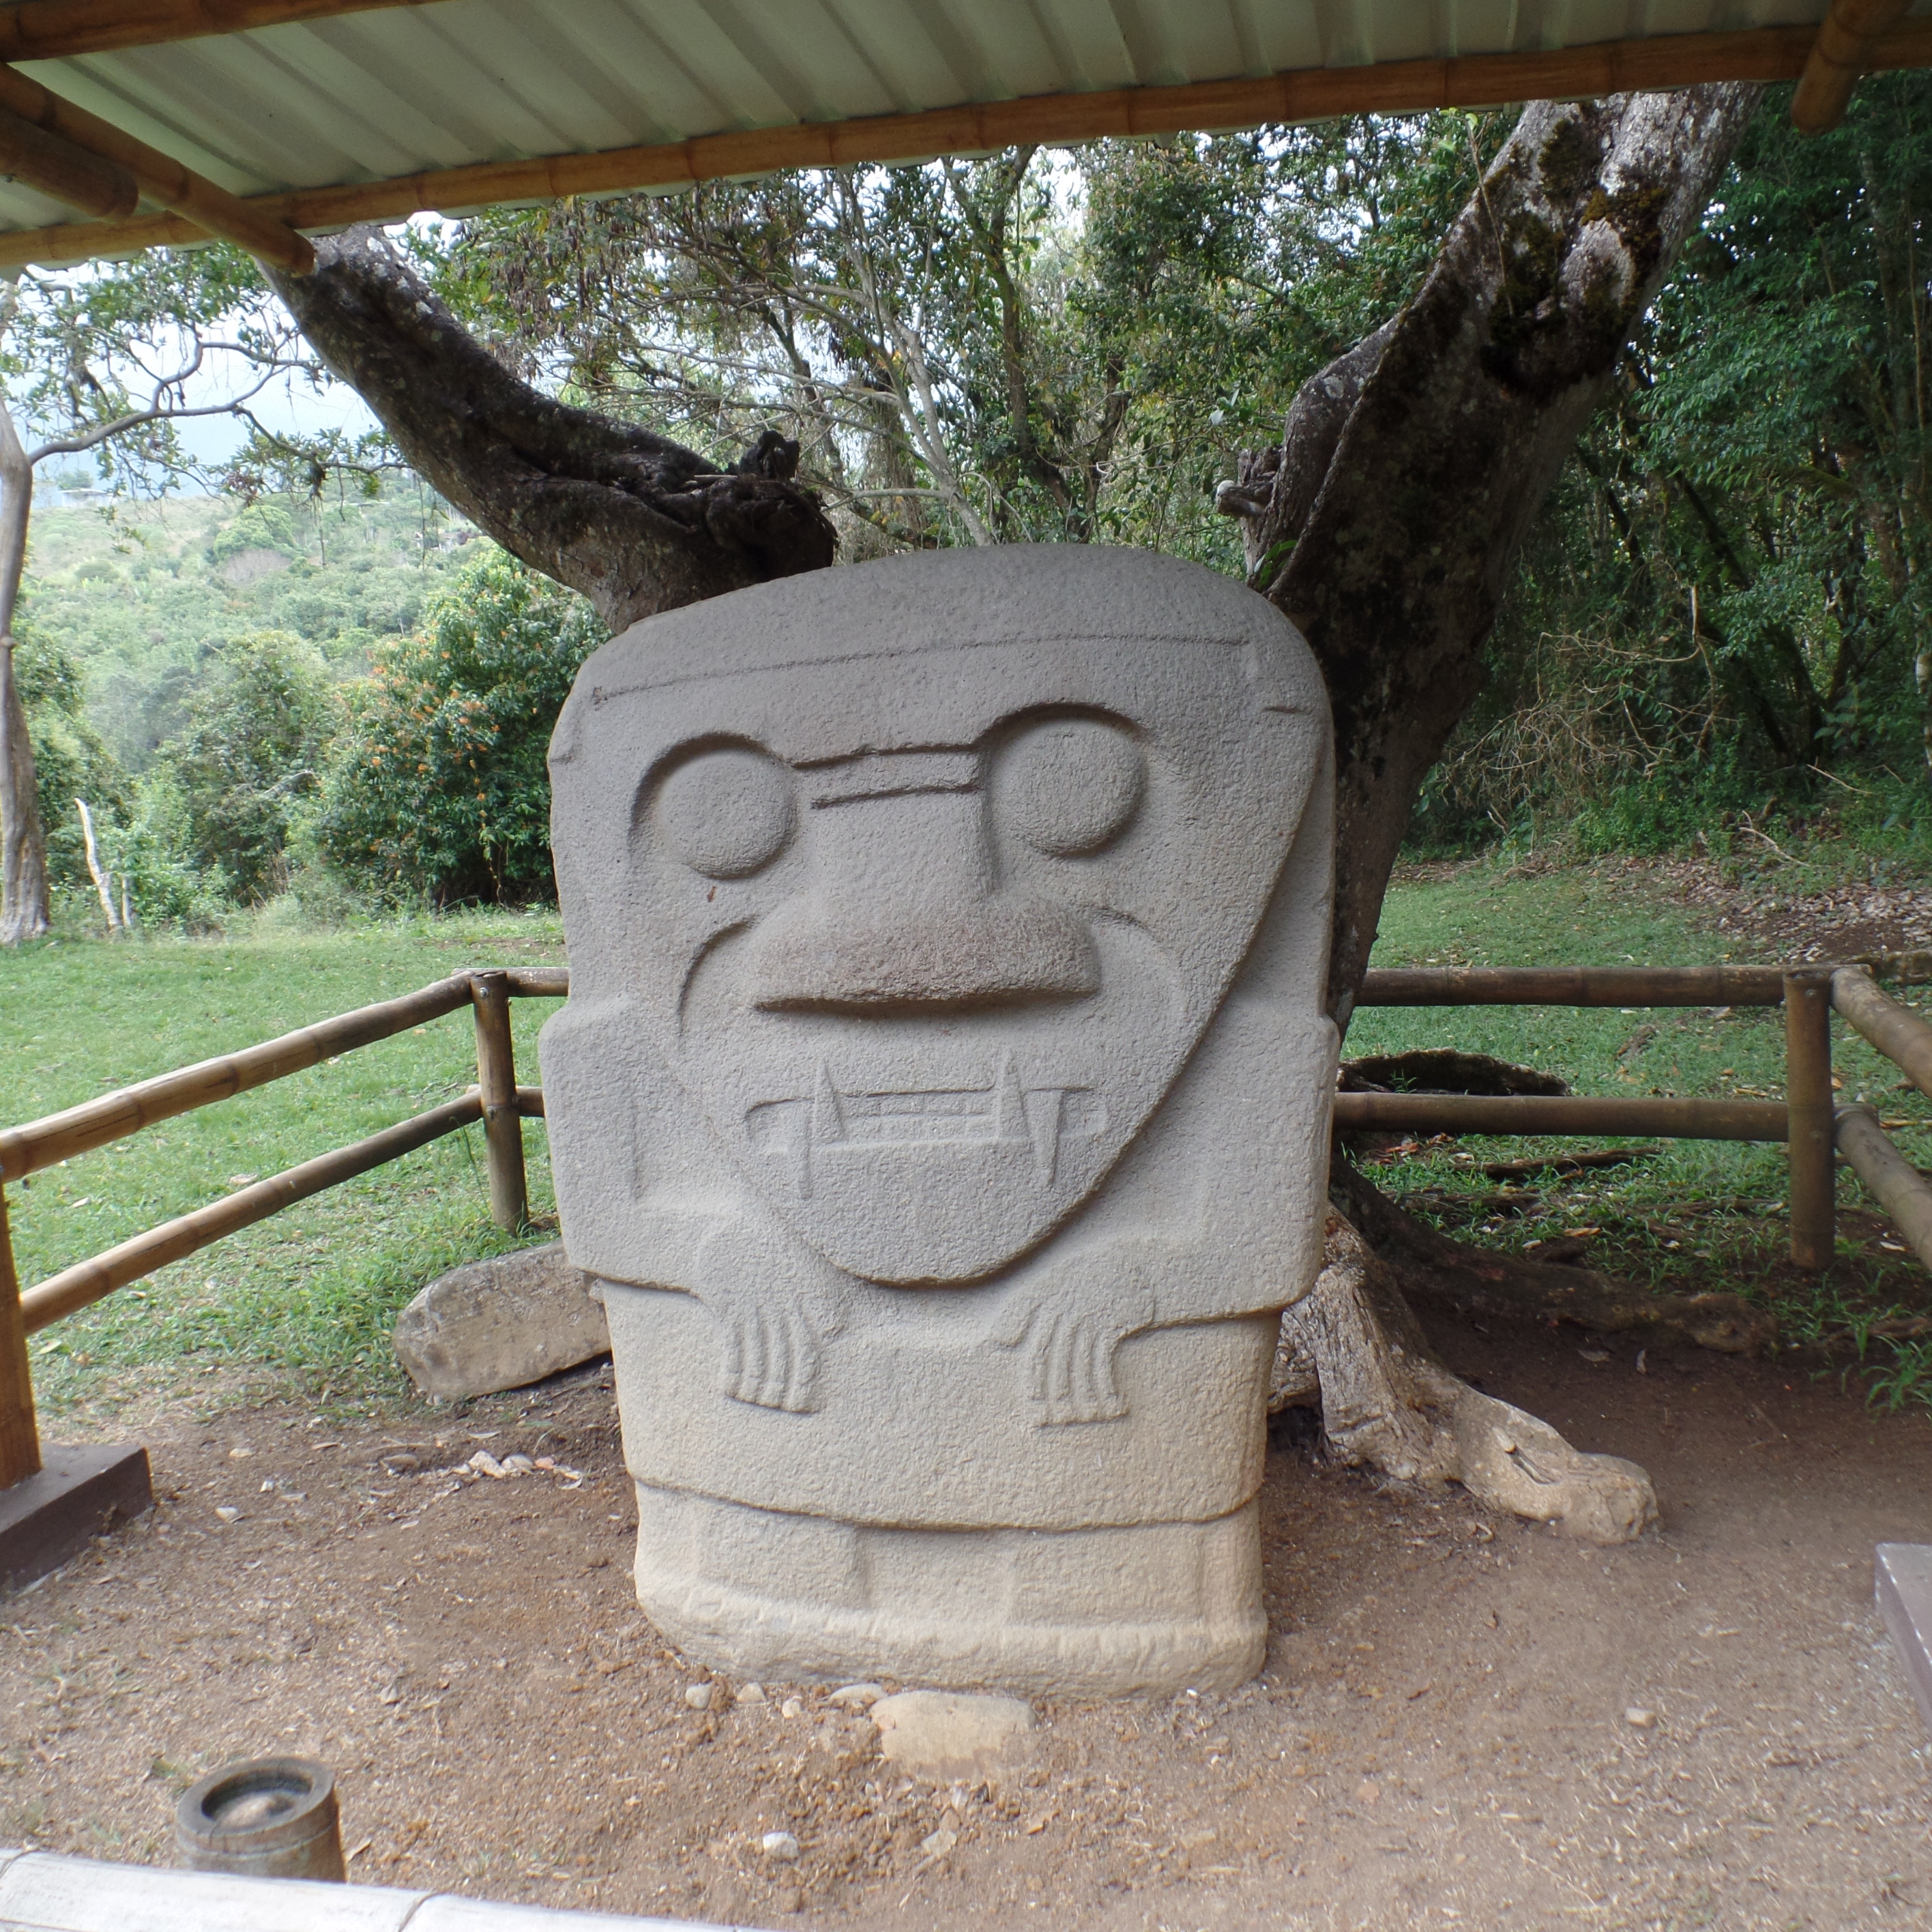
[1274,1215,1658,1545]
[1329,1152,1775,1356]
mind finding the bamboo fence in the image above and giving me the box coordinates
[0,957,1928,1502]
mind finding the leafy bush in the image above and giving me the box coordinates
[16,627,131,892]
[315,550,602,905]
[152,631,332,903]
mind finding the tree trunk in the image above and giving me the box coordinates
[1220,85,1764,1022]
[0,394,46,947]
[265,228,837,634]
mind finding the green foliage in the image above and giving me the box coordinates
[316,551,602,906]
[435,117,1505,566]
[0,910,560,1415]
[15,627,130,894]
[151,632,331,904]
[1418,77,1932,854]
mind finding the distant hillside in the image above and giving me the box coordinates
[18,482,481,768]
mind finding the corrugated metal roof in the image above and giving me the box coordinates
[0,0,1905,245]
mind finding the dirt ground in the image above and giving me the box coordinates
[0,1313,1927,1932]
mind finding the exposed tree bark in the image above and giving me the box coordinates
[1216,86,1766,1519]
[1273,1216,1658,1545]
[0,393,47,946]
[1220,86,1764,1025]
[266,228,837,634]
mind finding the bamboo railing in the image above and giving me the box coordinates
[1,956,1931,1504]
[0,965,566,1491]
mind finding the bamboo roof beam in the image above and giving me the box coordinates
[0,1,418,63]
[5,20,1932,274]
[1792,0,1914,131]
[0,63,312,269]
[0,100,138,218]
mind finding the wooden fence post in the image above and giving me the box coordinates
[1785,968,1836,1271]
[0,1187,43,1489]
[469,970,527,1232]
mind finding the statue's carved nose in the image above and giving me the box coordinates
[746,754,1097,1013]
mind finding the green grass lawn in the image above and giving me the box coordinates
[1350,859,1932,1405]
[1,860,1928,1429]
[0,908,565,1423]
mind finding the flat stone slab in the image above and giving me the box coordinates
[871,1691,1035,1774]
[0,1444,151,1592]
[393,1242,609,1401]
[1876,1543,1932,1741]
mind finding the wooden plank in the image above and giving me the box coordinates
[18,1092,482,1332]
[10,21,1932,271]
[0,61,311,267]
[1331,1092,1789,1139]
[0,971,473,1184]
[1356,965,1789,1006]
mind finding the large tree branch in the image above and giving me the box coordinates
[268,226,836,632]
[1222,87,1763,1024]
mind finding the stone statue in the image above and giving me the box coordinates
[542,545,1336,1695]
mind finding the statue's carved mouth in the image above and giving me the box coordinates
[745,1057,1104,1197]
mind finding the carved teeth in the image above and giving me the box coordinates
[997,1057,1061,1182]
[993,1056,1029,1145]
[811,1063,847,1143]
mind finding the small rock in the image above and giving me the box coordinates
[469,1450,507,1479]
[392,1242,610,1400]
[872,1690,1034,1773]
[1624,1706,1656,1729]
[828,1682,884,1710]
[684,1683,715,1711]
[500,1453,535,1474]
[760,1831,800,1861]
[918,1827,957,1859]
[781,1697,804,1719]
[735,1682,767,1706]
[213,1506,239,1524]
[1355,1779,1381,1805]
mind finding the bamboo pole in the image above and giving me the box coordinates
[503,967,568,998]
[0,0,420,59]
[0,972,473,1184]
[19,1092,482,1332]
[1331,1092,1789,1140]
[1355,965,1789,1007]
[10,20,1932,272]
[1836,1105,1932,1274]
[1793,0,1913,132]
[1785,969,1837,1269]
[0,64,312,269]
[0,102,137,220]
[469,970,526,1232]
[1832,965,1932,1100]
[0,1185,40,1487]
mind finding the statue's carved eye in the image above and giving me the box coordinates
[655,746,796,879]
[999,718,1145,857]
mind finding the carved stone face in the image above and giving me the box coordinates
[551,548,1325,1285]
